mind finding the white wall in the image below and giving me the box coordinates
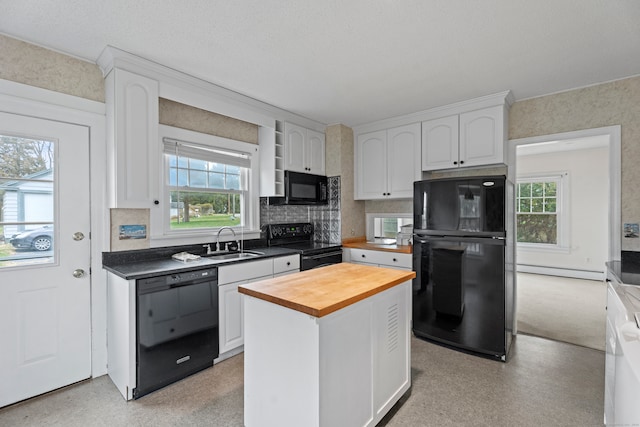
[516,146,609,274]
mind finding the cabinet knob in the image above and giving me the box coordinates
[453,161,458,165]
[154,200,160,205]
[361,254,366,258]
[286,262,291,266]
[460,160,465,165]
[393,258,397,262]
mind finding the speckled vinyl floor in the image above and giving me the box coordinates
[0,334,604,427]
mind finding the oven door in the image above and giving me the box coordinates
[301,250,342,270]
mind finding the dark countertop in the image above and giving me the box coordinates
[607,251,640,286]
[103,245,300,280]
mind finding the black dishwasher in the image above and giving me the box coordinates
[136,267,219,398]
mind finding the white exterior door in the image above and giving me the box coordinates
[0,112,91,407]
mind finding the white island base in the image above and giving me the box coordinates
[242,268,411,427]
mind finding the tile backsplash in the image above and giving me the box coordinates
[260,176,341,243]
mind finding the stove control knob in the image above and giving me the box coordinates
[303,224,312,234]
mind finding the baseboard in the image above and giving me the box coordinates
[517,264,605,281]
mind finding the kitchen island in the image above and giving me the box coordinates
[239,263,416,427]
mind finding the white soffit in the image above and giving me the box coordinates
[1,0,639,127]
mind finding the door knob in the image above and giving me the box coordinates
[73,269,85,278]
[73,232,85,241]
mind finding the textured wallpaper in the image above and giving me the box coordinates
[326,124,365,238]
[510,76,640,250]
[159,98,258,144]
[0,34,104,102]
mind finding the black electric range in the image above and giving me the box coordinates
[262,223,342,270]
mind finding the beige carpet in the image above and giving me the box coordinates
[516,272,606,351]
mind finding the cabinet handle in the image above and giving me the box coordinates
[453,161,458,165]
[460,160,465,165]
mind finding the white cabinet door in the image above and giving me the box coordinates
[112,69,159,207]
[387,123,421,199]
[356,124,421,200]
[218,258,273,285]
[459,105,504,167]
[422,106,505,171]
[306,129,326,175]
[273,254,300,275]
[219,281,244,354]
[284,123,325,174]
[356,130,388,199]
[422,115,459,171]
[284,122,307,173]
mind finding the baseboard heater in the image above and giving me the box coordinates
[517,264,605,281]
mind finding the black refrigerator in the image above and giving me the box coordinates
[412,175,515,361]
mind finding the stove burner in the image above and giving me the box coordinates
[263,223,342,269]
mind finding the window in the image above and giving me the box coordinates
[0,134,55,268]
[163,134,254,233]
[517,175,566,247]
[367,213,412,243]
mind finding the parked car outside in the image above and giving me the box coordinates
[9,226,54,251]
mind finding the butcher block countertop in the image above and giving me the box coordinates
[342,237,412,254]
[238,263,415,318]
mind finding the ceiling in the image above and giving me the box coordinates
[2,1,639,127]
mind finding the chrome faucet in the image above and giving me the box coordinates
[215,226,237,252]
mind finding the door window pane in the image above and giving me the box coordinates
[0,135,55,268]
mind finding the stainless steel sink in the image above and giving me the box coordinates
[203,251,264,260]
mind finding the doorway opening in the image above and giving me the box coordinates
[510,126,620,350]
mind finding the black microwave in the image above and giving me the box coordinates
[268,171,328,205]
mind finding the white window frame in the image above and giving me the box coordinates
[516,172,570,252]
[157,125,260,243]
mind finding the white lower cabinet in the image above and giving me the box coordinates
[273,254,300,276]
[347,248,412,271]
[604,278,640,426]
[218,255,300,357]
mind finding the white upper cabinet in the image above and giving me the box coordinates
[107,68,160,207]
[284,122,325,175]
[355,123,421,200]
[422,105,506,171]
[421,115,459,170]
[459,106,504,167]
